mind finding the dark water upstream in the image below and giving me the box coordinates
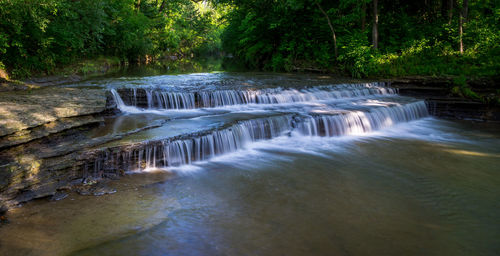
[1,73,499,256]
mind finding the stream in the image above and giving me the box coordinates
[0,72,499,256]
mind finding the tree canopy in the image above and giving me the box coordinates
[0,0,498,78]
[220,0,499,78]
[0,0,228,77]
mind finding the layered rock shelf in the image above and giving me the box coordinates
[390,78,500,122]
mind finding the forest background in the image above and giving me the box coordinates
[0,0,498,81]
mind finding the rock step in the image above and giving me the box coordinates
[108,83,395,109]
[86,101,428,174]
[426,99,500,122]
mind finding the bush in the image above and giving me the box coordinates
[338,33,373,78]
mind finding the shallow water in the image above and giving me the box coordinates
[1,73,499,256]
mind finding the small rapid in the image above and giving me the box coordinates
[110,82,396,110]
[298,101,428,136]
[90,79,435,173]
[91,99,428,172]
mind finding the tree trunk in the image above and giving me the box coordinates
[316,2,338,59]
[361,2,366,30]
[459,0,468,54]
[372,0,379,49]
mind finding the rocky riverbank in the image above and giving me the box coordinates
[0,84,177,213]
[0,87,113,210]
[389,76,500,122]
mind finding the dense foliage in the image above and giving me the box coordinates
[0,0,226,77]
[221,0,499,78]
[1,0,498,79]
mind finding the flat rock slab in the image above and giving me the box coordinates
[0,87,107,137]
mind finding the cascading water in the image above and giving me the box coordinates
[297,101,428,136]
[110,89,127,110]
[110,83,396,110]
[94,80,433,174]
[92,98,429,173]
[93,116,294,171]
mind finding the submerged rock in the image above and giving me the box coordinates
[50,191,68,201]
[75,183,117,196]
[92,186,117,196]
[75,186,93,196]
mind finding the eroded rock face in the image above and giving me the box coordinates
[0,86,116,207]
[0,115,104,150]
[0,116,146,205]
[0,90,165,207]
[426,99,500,121]
[115,88,150,108]
[389,78,500,122]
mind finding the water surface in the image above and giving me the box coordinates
[1,72,499,256]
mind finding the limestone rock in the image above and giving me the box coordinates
[0,87,107,137]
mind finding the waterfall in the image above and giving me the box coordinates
[92,116,293,172]
[110,83,397,110]
[91,100,429,172]
[143,115,293,167]
[111,88,143,113]
[156,91,196,109]
[297,101,429,136]
[110,89,127,111]
[94,81,432,173]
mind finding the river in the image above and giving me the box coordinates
[0,72,499,256]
